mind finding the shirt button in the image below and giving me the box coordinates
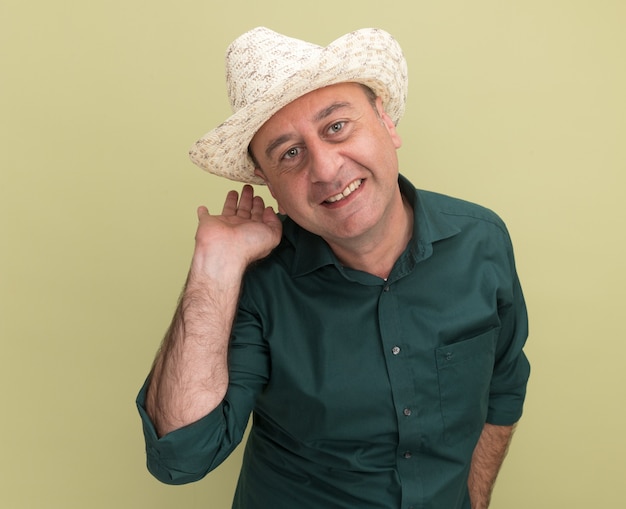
[403,408,412,416]
[403,451,412,459]
[383,285,390,292]
[392,346,401,355]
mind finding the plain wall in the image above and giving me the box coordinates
[1,0,624,507]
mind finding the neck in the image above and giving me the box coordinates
[327,192,414,280]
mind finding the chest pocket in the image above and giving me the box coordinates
[435,328,497,444]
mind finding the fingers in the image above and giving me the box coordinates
[235,185,259,219]
[249,195,267,222]
[221,185,269,221]
[221,189,241,216]
[263,206,283,234]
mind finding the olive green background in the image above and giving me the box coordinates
[2,0,624,507]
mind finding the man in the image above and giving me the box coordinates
[137,27,530,509]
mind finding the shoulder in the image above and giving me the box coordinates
[416,189,510,236]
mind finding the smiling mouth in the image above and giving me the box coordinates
[324,179,363,204]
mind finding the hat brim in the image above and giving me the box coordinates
[189,28,408,185]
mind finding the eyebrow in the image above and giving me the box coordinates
[264,101,353,159]
[265,134,295,160]
[313,101,351,122]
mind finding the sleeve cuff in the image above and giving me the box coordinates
[135,377,230,485]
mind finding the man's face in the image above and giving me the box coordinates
[250,82,402,246]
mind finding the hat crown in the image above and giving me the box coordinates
[226,28,324,113]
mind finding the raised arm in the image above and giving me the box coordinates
[145,185,282,437]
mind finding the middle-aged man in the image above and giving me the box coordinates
[137,27,530,509]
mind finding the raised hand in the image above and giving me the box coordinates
[191,185,283,279]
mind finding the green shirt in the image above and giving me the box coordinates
[137,176,530,509]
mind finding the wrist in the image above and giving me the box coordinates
[189,246,249,287]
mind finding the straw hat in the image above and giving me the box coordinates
[189,27,408,185]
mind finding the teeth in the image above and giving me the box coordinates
[326,179,362,203]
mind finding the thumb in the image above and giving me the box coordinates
[197,205,209,220]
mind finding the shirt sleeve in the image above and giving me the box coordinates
[486,229,531,426]
[136,296,270,485]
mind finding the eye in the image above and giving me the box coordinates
[282,147,300,160]
[327,121,345,134]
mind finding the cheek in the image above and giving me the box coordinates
[277,190,322,228]
[268,180,305,216]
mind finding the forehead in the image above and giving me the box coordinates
[279,82,364,114]
[273,83,367,124]
[251,82,368,146]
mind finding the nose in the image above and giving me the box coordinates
[307,139,343,183]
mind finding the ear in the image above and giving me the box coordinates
[253,167,268,185]
[376,97,402,149]
[254,168,287,215]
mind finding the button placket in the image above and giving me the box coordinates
[378,275,420,505]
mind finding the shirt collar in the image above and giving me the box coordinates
[284,174,462,278]
[400,175,460,262]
